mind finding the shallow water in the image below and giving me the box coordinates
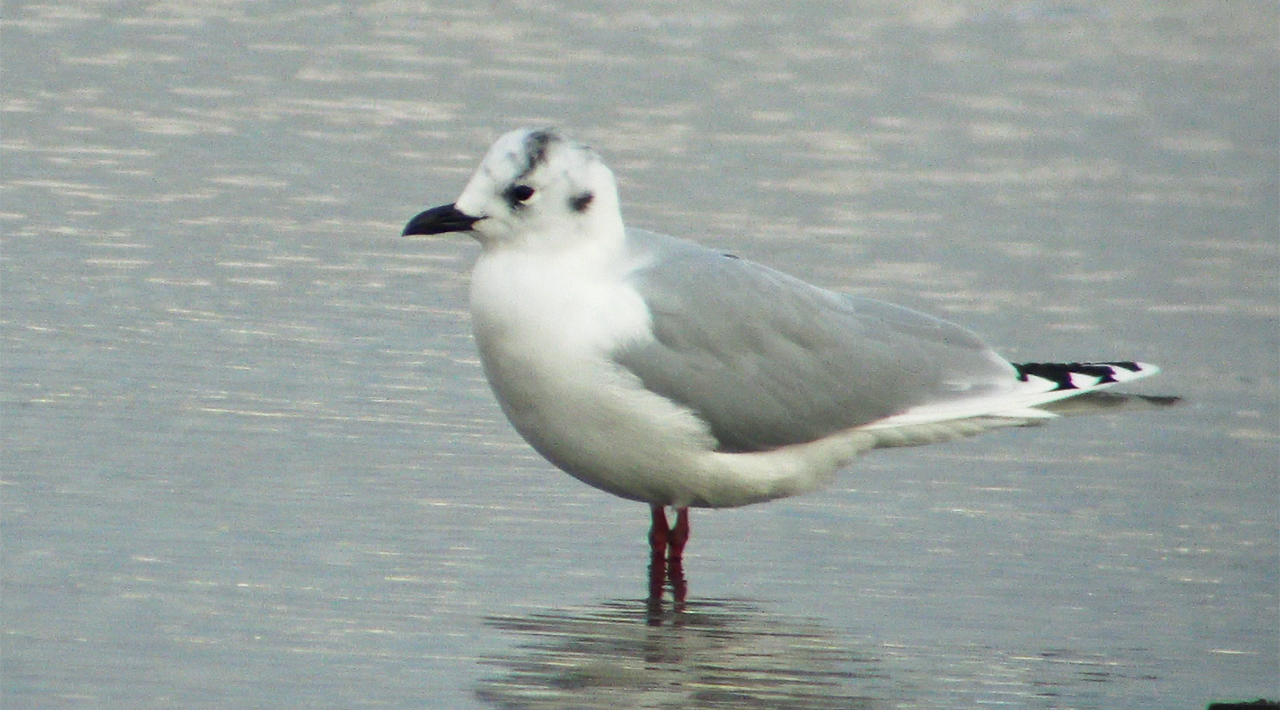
[3,1,1277,708]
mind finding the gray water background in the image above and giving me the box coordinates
[3,1,1277,708]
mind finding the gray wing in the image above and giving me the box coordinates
[613,229,1018,452]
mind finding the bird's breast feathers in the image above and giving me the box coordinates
[470,247,653,363]
[467,247,727,503]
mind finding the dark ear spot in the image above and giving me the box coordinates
[569,191,594,213]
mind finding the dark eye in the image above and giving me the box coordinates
[507,184,535,203]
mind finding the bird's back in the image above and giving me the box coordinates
[614,228,1026,452]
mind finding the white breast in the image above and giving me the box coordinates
[468,243,720,503]
[466,241,874,509]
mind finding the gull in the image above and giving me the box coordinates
[402,127,1167,603]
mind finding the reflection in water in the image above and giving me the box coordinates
[474,598,886,709]
[474,599,1179,708]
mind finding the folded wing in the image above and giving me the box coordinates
[613,230,1060,452]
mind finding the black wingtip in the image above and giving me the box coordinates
[1013,361,1153,391]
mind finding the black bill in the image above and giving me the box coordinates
[402,203,481,236]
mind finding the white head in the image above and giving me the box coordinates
[403,128,623,252]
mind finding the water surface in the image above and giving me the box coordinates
[3,1,1276,708]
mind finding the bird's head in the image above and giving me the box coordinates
[403,128,623,252]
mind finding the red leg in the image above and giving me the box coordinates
[648,505,669,603]
[668,507,690,563]
[667,507,690,605]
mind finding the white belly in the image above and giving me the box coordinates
[468,247,717,504]
[466,245,869,508]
